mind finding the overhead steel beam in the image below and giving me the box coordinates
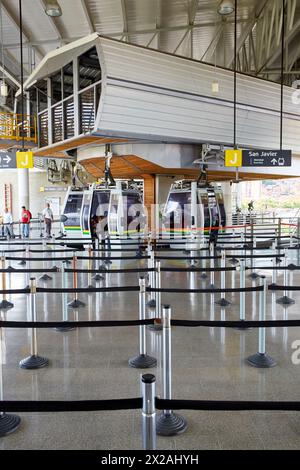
[173,29,190,54]
[200,23,224,63]
[1,0,43,60]
[0,63,20,87]
[3,19,250,49]
[80,0,95,33]
[226,0,270,68]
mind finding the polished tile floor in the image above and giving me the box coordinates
[0,244,300,450]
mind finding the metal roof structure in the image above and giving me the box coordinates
[1,0,300,93]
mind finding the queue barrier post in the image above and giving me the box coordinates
[249,236,259,280]
[156,305,187,436]
[200,245,208,279]
[147,249,156,308]
[129,277,157,369]
[0,317,21,436]
[55,262,76,332]
[276,249,295,306]
[236,259,251,330]
[246,276,277,368]
[215,250,231,307]
[86,245,94,288]
[39,239,52,282]
[18,243,27,266]
[19,278,49,369]
[148,261,163,331]
[271,241,277,286]
[68,254,86,309]
[141,374,157,450]
[209,242,215,288]
[0,255,13,310]
[92,238,104,282]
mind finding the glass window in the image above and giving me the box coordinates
[78,46,101,90]
[63,194,83,227]
[51,70,62,105]
[91,191,110,218]
[62,62,73,99]
[79,87,95,133]
[35,79,48,113]
[64,97,74,140]
[164,191,192,232]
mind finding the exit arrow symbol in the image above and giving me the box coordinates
[271,158,277,165]
[3,156,11,164]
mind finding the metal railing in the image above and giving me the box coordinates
[0,112,37,143]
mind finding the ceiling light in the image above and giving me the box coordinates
[0,81,8,97]
[218,0,235,16]
[45,0,62,17]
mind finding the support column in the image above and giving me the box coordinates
[18,168,29,209]
[220,182,233,226]
[142,174,155,235]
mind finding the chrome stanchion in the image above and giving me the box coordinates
[236,259,251,330]
[147,249,156,308]
[246,276,276,368]
[129,277,157,368]
[156,305,187,436]
[271,241,277,286]
[19,278,49,369]
[215,250,231,307]
[141,374,156,450]
[209,242,215,288]
[39,239,52,282]
[92,239,104,282]
[148,260,163,331]
[55,262,75,332]
[0,255,13,310]
[68,253,85,308]
[249,236,259,280]
[86,244,94,288]
[276,249,295,306]
[18,242,26,265]
[0,317,21,436]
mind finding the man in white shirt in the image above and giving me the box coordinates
[42,203,54,238]
[3,208,13,238]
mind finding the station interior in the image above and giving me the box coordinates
[0,0,300,452]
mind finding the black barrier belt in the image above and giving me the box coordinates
[269,285,300,291]
[77,256,150,260]
[0,397,143,413]
[0,319,155,328]
[226,254,285,259]
[160,266,238,272]
[171,319,300,328]
[0,268,59,273]
[37,286,140,293]
[5,256,73,261]
[65,268,156,274]
[155,256,221,260]
[156,398,300,411]
[146,286,263,294]
[0,288,30,295]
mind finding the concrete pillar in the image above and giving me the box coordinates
[142,175,156,234]
[18,168,30,210]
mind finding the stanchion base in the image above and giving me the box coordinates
[7,266,16,271]
[200,272,208,279]
[147,299,156,308]
[156,412,187,436]
[92,274,104,281]
[248,272,260,280]
[64,259,72,265]
[67,299,86,308]
[39,274,52,282]
[18,260,26,266]
[54,324,76,332]
[19,354,49,370]
[0,413,21,437]
[128,354,157,369]
[246,352,277,368]
[86,284,94,289]
[276,296,295,306]
[228,258,239,265]
[99,265,108,271]
[215,298,231,307]
[0,299,14,310]
[104,260,112,265]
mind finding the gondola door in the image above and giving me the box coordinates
[80,188,93,239]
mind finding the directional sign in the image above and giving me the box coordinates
[16,151,34,169]
[0,149,17,169]
[242,150,292,167]
[225,149,242,167]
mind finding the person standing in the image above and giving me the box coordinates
[21,206,31,238]
[3,208,13,239]
[42,202,54,238]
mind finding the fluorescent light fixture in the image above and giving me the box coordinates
[0,81,8,97]
[218,0,235,15]
[45,0,62,17]
[212,80,219,93]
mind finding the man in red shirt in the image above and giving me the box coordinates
[21,206,31,238]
